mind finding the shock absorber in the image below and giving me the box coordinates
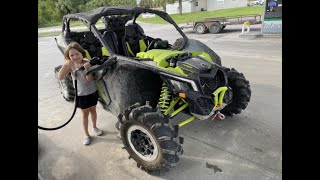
[158,82,171,113]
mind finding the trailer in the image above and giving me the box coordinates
[180,14,262,34]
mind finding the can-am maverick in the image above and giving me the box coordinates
[54,6,251,174]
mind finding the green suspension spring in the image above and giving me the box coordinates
[158,82,171,113]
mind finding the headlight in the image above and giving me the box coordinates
[168,79,192,92]
[160,72,200,91]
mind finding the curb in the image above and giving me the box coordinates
[239,33,281,39]
[239,33,263,39]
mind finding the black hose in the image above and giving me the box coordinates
[38,79,79,131]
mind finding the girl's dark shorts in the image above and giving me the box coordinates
[76,91,98,109]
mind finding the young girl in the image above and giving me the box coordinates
[58,41,103,145]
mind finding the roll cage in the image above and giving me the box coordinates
[61,6,188,57]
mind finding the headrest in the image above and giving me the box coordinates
[125,25,137,38]
[135,24,145,35]
[126,23,145,36]
[84,32,97,44]
[103,31,111,38]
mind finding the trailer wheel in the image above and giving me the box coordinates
[194,23,206,34]
[209,22,221,34]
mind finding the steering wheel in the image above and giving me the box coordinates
[147,38,161,51]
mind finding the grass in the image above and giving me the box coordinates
[38,31,61,38]
[39,19,85,28]
[137,6,263,24]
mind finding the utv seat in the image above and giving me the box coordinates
[101,30,119,55]
[122,24,147,57]
[81,32,102,59]
[65,32,82,44]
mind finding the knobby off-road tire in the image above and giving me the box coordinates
[54,65,75,102]
[221,67,251,116]
[120,103,184,175]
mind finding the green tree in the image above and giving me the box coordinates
[55,0,90,15]
[55,0,72,15]
[38,5,43,26]
[38,0,138,27]
[111,0,137,6]
[84,0,111,11]
[139,0,153,8]
[84,0,136,10]
[38,0,61,27]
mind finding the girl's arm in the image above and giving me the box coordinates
[58,60,72,80]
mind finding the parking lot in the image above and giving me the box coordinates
[38,23,282,180]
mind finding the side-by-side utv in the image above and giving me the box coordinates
[54,6,251,174]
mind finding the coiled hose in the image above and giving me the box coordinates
[38,71,80,131]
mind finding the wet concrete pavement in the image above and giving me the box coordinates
[38,23,282,180]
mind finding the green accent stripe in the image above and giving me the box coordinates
[94,81,104,100]
[84,49,91,59]
[139,39,147,52]
[126,42,134,56]
[264,18,282,21]
[101,47,110,56]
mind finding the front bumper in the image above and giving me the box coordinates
[186,86,228,120]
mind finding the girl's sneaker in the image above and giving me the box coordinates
[92,128,103,136]
[83,136,91,145]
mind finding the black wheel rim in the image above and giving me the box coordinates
[127,125,159,161]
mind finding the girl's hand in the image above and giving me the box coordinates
[84,62,93,81]
[65,60,72,66]
[84,62,92,69]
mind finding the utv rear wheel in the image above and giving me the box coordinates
[54,65,75,102]
[221,68,251,116]
[120,103,183,175]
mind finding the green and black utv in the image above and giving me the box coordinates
[54,6,251,174]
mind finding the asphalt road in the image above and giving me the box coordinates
[38,23,282,180]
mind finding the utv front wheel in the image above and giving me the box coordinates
[120,104,183,174]
[221,68,251,116]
